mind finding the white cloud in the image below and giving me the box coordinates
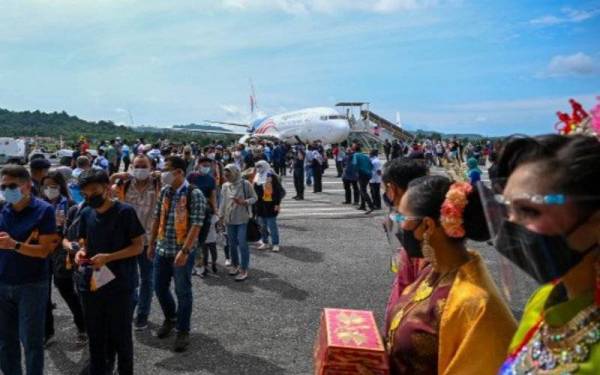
[530,7,600,26]
[541,53,599,78]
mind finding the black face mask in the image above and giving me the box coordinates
[396,228,423,258]
[86,194,106,209]
[494,221,595,284]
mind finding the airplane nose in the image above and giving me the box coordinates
[334,120,350,142]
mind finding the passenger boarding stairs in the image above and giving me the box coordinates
[361,110,413,142]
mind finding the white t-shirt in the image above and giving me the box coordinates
[370,158,382,184]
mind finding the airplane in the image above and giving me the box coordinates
[175,107,351,145]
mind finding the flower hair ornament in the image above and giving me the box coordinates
[440,181,473,238]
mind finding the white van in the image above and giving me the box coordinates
[0,138,27,165]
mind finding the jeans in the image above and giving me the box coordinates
[259,216,280,245]
[293,168,304,198]
[343,179,360,204]
[54,276,85,332]
[0,280,49,375]
[227,224,250,271]
[134,246,154,320]
[358,174,374,210]
[81,288,134,375]
[370,183,381,209]
[305,165,313,185]
[154,251,196,332]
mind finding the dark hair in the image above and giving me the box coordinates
[197,157,212,164]
[406,175,490,241]
[1,165,31,182]
[382,157,428,190]
[41,171,71,201]
[496,134,569,181]
[497,134,600,215]
[165,156,187,173]
[78,169,109,189]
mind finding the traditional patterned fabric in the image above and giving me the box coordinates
[387,265,453,374]
[501,284,600,374]
[387,251,517,374]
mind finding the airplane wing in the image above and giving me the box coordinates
[204,120,250,128]
[172,128,247,136]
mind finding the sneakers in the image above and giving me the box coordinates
[235,271,248,282]
[272,245,280,252]
[224,258,232,267]
[211,263,218,274]
[174,331,190,353]
[157,319,177,339]
[257,242,270,251]
[134,316,149,331]
[228,267,240,276]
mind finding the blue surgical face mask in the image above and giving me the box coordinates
[200,166,211,175]
[3,187,23,204]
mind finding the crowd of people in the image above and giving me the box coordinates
[0,137,297,375]
[0,129,598,375]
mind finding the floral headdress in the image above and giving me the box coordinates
[440,181,473,238]
[555,97,600,138]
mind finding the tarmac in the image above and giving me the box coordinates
[43,163,535,375]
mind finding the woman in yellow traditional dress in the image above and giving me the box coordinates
[386,175,517,374]
[489,134,600,374]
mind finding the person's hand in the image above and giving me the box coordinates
[274,205,280,213]
[147,243,156,261]
[0,232,16,250]
[75,250,88,265]
[174,250,188,267]
[90,253,112,270]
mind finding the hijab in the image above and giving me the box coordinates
[253,160,272,186]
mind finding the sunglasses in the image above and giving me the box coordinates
[0,183,20,191]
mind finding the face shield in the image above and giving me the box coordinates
[477,180,600,306]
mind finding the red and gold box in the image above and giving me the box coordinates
[314,308,389,375]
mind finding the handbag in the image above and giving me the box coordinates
[242,181,262,242]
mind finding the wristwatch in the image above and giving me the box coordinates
[14,241,22,251]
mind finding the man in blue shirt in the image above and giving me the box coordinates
[0,165,57,375]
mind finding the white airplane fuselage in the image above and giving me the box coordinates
[247,107,350,144]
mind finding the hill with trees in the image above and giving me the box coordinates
[0,108,236,146]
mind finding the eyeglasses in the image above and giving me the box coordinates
[0,183,20,191]
[494,193,566,206]
[389,213,422,224]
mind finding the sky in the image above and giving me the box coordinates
[1,0,599,136]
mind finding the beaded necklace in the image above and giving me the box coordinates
[501,305,600,375]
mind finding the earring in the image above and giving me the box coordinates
[422,232,437,270]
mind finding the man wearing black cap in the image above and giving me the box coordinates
[29,158,51,197]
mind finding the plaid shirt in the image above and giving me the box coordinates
[154,181,206,257]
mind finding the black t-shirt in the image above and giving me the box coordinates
[78,201,145,292]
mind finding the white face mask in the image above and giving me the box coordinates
[44,187,61,201]
[133,168,151,180]
[161,171,175,186]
